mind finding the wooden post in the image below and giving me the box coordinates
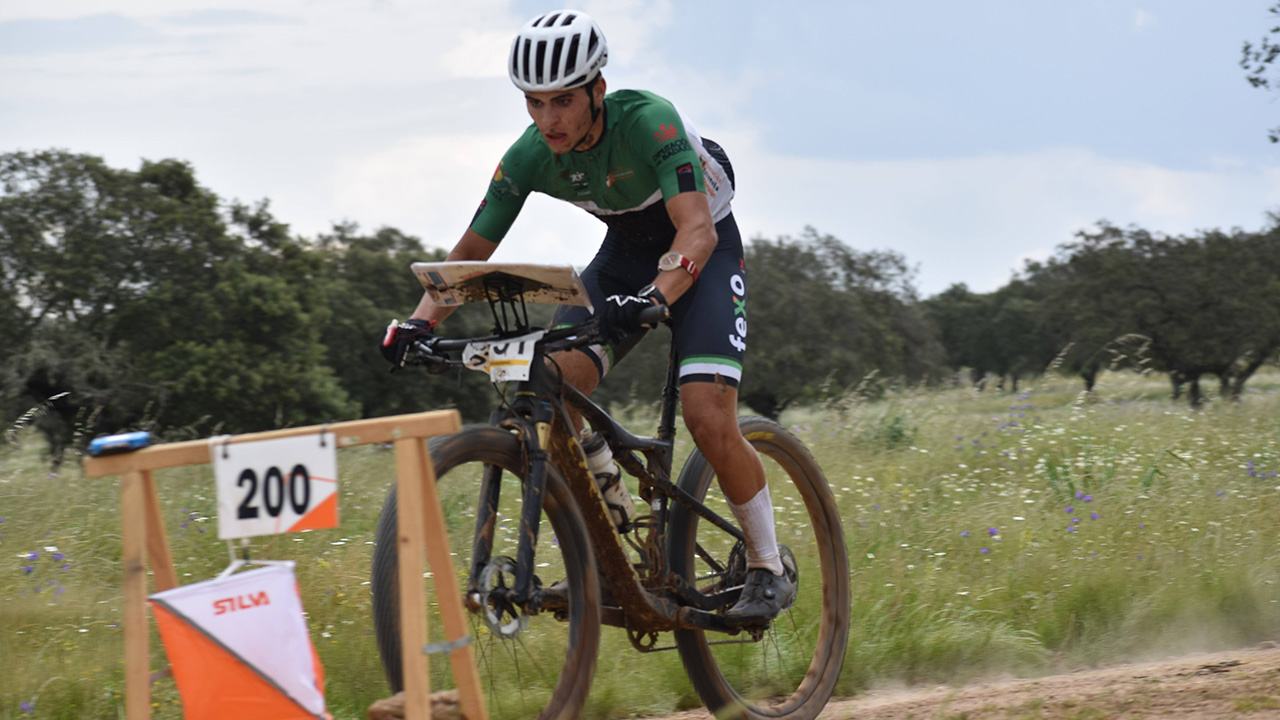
[120,471,150,720]
[142,470,178,593]
[415,437,487,720]
[395,437,432,720]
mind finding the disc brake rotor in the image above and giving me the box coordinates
[476,556,529,639]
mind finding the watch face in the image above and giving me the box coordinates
[658,251,680,271]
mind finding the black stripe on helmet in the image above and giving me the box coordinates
[549,37,564,82]
[521,37,532,84]
[565,34,580,76]
[544,12,561,27]
[562,13,576,25]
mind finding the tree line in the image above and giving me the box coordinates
[926,221,1280,406]
[2,151,1276,458]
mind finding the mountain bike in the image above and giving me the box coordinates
[370,263,850,720]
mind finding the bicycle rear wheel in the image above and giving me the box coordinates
[667,416,850,720]
[371,426,601,720]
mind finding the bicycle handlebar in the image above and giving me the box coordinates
[407,304,670,371]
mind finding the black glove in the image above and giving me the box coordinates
[380,318,436,371]
[601,285,666,343]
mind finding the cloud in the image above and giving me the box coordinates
[440,30,514,80]
[0,13,159,55]
[162,9,298,27]
[725,143,1280,295]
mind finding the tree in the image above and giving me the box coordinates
[732,228,944,419]
[1024,222,1280,407]
[0,151,355,457]
[1242,1,1280,142]
[311,223,501,423]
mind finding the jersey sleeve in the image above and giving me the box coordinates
[468,136,537,243]
[629,98,706,201]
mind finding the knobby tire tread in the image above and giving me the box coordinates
[370,426,601,720]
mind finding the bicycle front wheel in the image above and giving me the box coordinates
[370,426,601,720]
[667,416,850,720]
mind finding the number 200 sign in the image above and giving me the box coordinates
[213,434,339,540]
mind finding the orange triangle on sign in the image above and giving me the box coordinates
[287,493,338,533]
[152,602,324,720]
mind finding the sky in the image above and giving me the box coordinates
[2,1,1278,297]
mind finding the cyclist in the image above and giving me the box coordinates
[380,9,793,622]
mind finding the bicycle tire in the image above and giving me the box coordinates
[371,426,601,720]
[667,416,850,720]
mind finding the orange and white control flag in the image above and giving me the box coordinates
[150,562,329,720]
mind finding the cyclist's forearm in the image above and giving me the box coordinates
[410,292,459,325]
[656,192,718,304]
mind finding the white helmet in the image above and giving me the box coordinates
[509,10,608,92]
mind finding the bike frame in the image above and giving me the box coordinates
[456,324,749,637]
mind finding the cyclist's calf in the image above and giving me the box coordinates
[680,383,766,505]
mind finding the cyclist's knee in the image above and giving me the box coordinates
[681,383,740,447]
[550,349,600,396]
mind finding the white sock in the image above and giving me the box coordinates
[727,484,784,575]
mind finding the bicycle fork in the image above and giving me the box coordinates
[464,400,554,613]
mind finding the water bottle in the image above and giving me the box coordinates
[581,431,636,529]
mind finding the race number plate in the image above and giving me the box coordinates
[462,330,545,383]
[485,330,545,383]
[213,434,339,539]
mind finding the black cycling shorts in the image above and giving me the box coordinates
[551,212,748,387]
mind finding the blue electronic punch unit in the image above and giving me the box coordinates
[87,431,152,457]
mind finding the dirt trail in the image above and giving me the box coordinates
[655,644,1280,719]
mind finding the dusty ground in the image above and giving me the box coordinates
[658,644,1280,719]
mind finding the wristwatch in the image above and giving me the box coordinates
[657,251,700,281]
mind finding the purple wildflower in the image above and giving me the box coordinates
[1065,506,1074,513]
[51,553,64,561]
[21,701,33,713]
[961,530,969,538]
[979,548,990,554]
[1072,517,1081,524]
[1083,495,1093,502]
[1067,526,1077,533]
[988,527,999,536]
[1090,513,1099,520]
[1075,491,1085,499]
[20,565,33,574]
[25,551,37,560]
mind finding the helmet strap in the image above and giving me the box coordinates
[570,75,604,152]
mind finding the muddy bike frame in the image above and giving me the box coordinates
[413,311,758,645]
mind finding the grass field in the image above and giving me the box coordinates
[4,369,1280,719]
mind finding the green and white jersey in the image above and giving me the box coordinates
[470,89,733,245]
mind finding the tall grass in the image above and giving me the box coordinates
[3,369,1280,718]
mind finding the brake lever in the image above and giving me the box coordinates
[408,337,453,375]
